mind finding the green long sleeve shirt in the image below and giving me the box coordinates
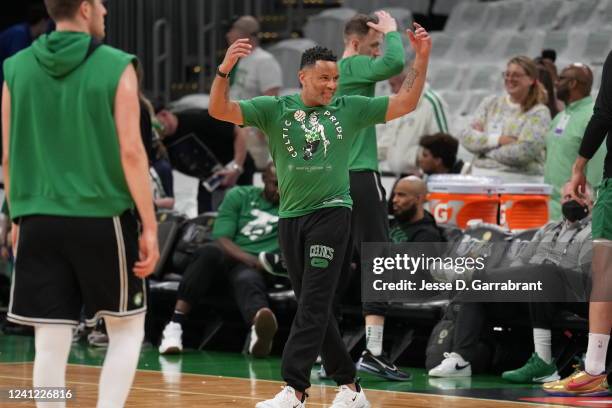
[337,31,405,172]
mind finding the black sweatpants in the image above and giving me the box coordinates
[177,243,268,325]
[279,207,355,392]
[349,170,390,317]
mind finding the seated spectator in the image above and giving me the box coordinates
[545,63,606,221]
[459,56,551,182]
[156,108,255,213]
[389,176,445,242]
[428,182,593,379]
[357,177,443,381]
[502,183,593,384]
[377,69,449,175]
[158,164,283,357]
[418,133,470,176]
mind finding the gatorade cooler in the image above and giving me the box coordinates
[427,175,499,229]
[498,183,552,230]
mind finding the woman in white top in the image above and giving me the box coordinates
[459,56,551,182]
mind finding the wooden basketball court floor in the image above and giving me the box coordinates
[1,334,611,407]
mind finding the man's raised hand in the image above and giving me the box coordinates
[219,38,252,74]
[407,22,431,58]
[367,10,397,34]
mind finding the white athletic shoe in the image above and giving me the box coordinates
[158,322,183,354]
[255,386,305,408]
[330,384,370,408]
[428,352,472,377]
[248,308,278,358]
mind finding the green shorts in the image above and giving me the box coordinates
[592,178,612,240]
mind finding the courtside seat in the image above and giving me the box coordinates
[428,32,456,62]
[522,0,567,31]
[587,0,612,28]
[488,30,544,62]
[428,63,465,91]
[559,0,598,29]
[432,0,476,17]
[443,1,490,32]
[482,0,528,32]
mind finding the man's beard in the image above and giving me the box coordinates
[394,204,417,223]
[556,87,569,105]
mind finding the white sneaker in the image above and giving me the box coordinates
[255,386,305,408]
[248,308,278,358]
[158,322,183,354]
[428,352,472,377]
[330,384,370,408]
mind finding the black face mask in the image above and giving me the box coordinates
[395,204,417,223]
[562,200,589,222]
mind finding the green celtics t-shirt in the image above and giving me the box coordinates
[239,94,389,218]
[212,186,279,254]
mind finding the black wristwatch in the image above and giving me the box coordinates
[216,67,230,78]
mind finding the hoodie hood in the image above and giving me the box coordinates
[408,210,437,227]
[31,31,92,78]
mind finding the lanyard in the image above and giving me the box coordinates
[550,222,586,255]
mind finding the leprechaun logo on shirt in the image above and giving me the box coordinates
[282,109,344,162]
[295,111,330,161]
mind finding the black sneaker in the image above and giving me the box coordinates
[258,252,288,276]
[356,349,411,381]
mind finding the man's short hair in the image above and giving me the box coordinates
[419,133,459,169]
[44,0,91,21]
[344,13,378,39]
[300,46,337,69]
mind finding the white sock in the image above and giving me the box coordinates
[585,333,610,375]
[533,328,553,364]
[33,325,72,408]
[97,314,145,408]
[365,325,383,357]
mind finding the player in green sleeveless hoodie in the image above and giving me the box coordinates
[209,24,431,407]
[336,10,409,382]
[1,1,158,407]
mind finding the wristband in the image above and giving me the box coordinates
[216,67,230,78]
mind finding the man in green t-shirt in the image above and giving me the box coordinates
[159,164,283,358]
[2,1,159,407]
[544,63,606,220]
[336,11,409,381]
[209,24,431,407]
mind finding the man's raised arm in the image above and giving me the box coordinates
[385,23,431,122]
[208,38,252,125]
